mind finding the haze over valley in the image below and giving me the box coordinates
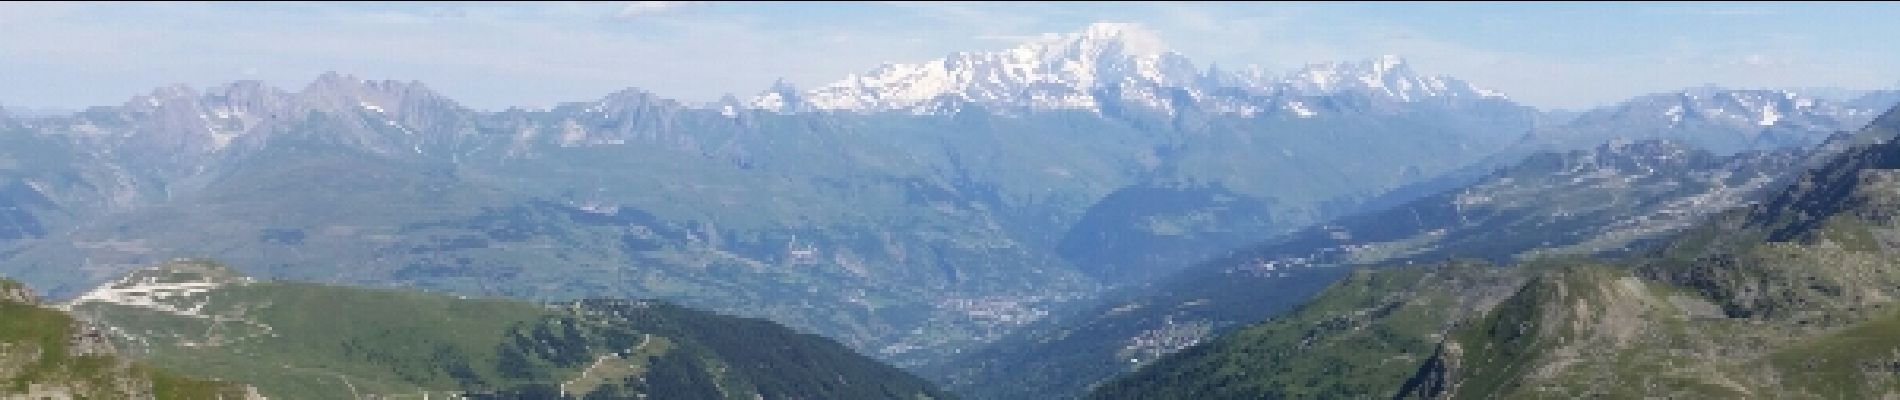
[4,2,1900,399]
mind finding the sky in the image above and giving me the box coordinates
[2,1,1898,112]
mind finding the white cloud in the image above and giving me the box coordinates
[617,1,703,19]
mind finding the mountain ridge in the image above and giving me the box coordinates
[926,136,1814,399]
[1087,103,1900,399]
[748,22,1510,118]
[0,23,1887,393]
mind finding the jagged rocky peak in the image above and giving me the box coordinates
[1681,88,1815,126]
[1516,87,1895,155]
[196,80,296,131]
[784,21,1199,114]
[101,82,265,152]
[119,81,287,114]
[1595,87,1866,129]
[1282,54,1410,90]
[749,78,807,112]
[584,87,688,116]
[752,22,1510,117]
[1014,21,1176,63]
[113,73,452,122]
[1277,54,1507,101]
[121,83,204,114]
[105,80,289,125]
[60,73,479,160]
[298,71,456,116]
[205,80,292,109]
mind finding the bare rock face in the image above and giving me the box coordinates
[66,323,116,358]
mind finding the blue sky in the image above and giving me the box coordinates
[2,1,1896,111]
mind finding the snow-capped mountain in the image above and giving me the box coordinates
[1604,88,1874,129]
[1533,87,1898,154]
[764,22,1198,115]
[1274,55,1507,101]
[750,22,1511,117]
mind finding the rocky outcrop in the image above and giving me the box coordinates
[1,277,259,399]
[0,278,37,306]
[1395,342,1461,399]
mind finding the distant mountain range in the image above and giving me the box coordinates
[0,22,1895,400]
[0,23,1556,368]
[1527,87,1893,154]
[749,23,1507,118]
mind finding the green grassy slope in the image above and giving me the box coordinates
[2,277,251,399]
[67,260,950,400]
[1089,106,1900,399]
[1086,261,1524,399]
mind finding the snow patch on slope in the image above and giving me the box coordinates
[62,263,252,319]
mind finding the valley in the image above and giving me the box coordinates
[3,11,1899,399]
